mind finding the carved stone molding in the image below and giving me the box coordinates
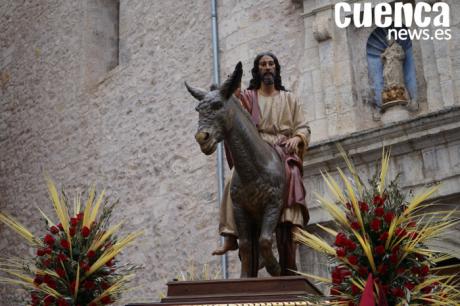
[312,10,333,42]
[304,106,460,211]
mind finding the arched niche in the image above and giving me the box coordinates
[366,27,417,108]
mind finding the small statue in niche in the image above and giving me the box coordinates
[381,38,409,107]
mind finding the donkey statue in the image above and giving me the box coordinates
[185,62,286,277]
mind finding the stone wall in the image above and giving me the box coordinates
[0,0,219,304]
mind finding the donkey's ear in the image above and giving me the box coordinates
[220,62,243,100]
[185,81,207,101]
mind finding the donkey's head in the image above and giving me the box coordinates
[185,62,242,155]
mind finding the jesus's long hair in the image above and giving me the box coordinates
[247,52,287,91]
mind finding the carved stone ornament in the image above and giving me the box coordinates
[312,11,332,42]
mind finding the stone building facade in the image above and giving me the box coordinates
[1,0,459,304]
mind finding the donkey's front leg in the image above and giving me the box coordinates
[233,205,253,278]
[259,197,283,276]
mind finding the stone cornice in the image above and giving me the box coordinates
[302,4,334,18]
[304,106,460,171]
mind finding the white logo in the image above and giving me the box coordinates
[334,2,451,40]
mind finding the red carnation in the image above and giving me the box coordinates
[350,221,360,230]
[351,284,360,295]
[43,259,52,267]
[378,264,388,274]
[422,285,433,294]
[405,282,415,291]
[395,227,407,238]
[84,280,96,290]
[60,239,70,249]
[77,212,84,221]
[331,266,350,284]
[101,281,111,290]
[359,201,369,212]
[33,275,44,285]
[346,240,357,252]
[332,273,342,285]
[50,226,59,234]
[379,231,389,242]
[43,274,52,283]
[55,267,66,278]
[70,217,78,226]
[87,250,96,259]
[390,253,398,264]
[348,255,358,265]
[370,218,381,232]
[358,266,368,277]
[375,207,385,217]
[420,265,429,276]
[37,249,45,256]
[70,281,76,294]
[330,286,341,295]
[44,234,55,246]
[101,295,112,304]
[80,261,90,272]
[57,223,63,231]
[57,253,67,262]
[381,284,390,295]
[384,212,395,224]
[44,275,56,289]
[336,247,346,257]
[31,293,39,302]
[335,232,348,246]
[57,299,69,306]
[44,295,55,305]
[391,287,404,297]
[341,268,351,278]
[373,195,385,206]
[69,227,76,237]
[375,245,385,256]
[44,247,52,254]
[81,226,91,238]
[407,220,417,227]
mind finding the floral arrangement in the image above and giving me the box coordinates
[0,179,143,306]
[295,148,459,305]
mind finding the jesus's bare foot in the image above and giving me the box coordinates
[212,235,238,255]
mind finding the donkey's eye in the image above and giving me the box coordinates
[210,101,223,110]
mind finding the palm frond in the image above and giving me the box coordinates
[0,212,41,246]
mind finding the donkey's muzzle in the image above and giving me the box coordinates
[195,131,210,145]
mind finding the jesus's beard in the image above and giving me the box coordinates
[262,72,275,85]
